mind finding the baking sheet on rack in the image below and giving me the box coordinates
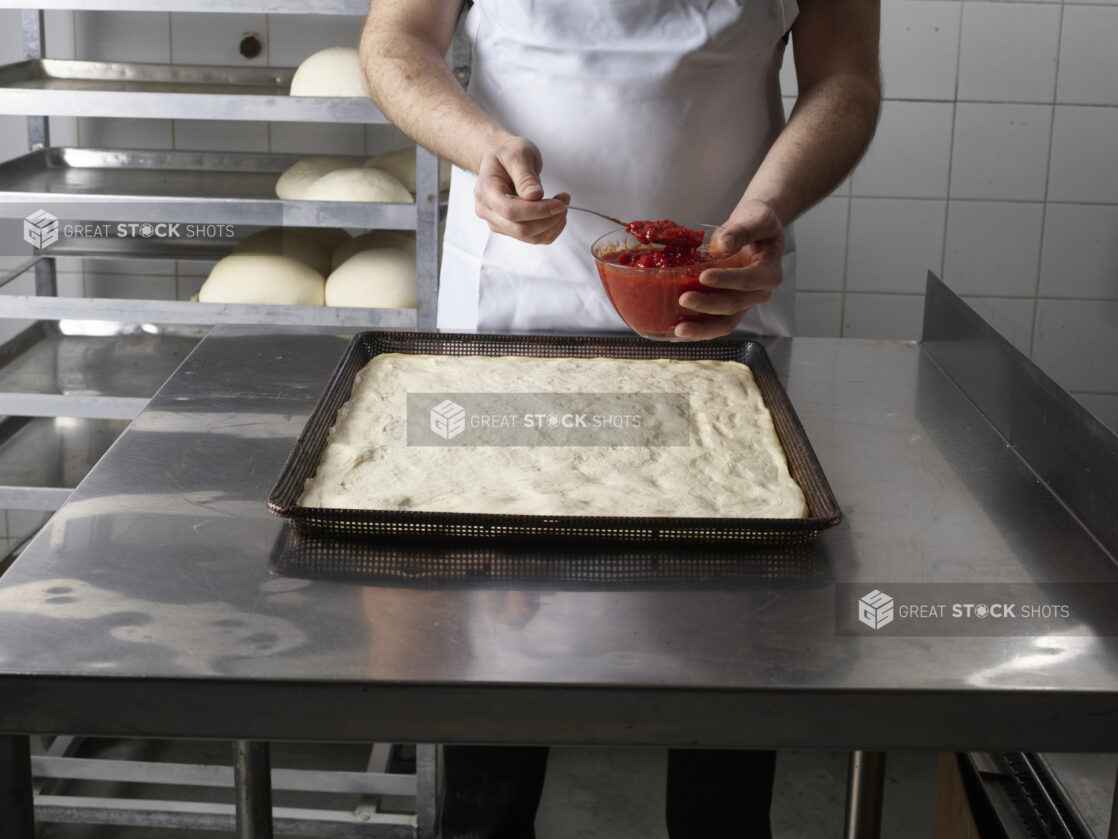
[0,147,304,200]
[268,332,842,546]
[0,59,384,122]
[0,148,420,228]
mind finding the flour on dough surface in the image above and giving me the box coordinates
[299,354,807,518]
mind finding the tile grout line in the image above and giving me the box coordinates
[938,0,965,301]
[1029,0,1065,360]
[844,196,1117,207]
[71,8,81,163]
[808,292,1118,303]
[265,13,272,154]
[837,195,852,338]
[168,12,175,152]
[782,96,1118,109]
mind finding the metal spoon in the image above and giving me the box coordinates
[566,205,626,227]
[502,193,625,227]
[506,195,722,235]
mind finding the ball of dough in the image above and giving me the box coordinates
[330,230,416,271]
[365,147,451,193]
[199,254,325,306]
[289,47,366,98]
[232,228,331,277]
[302,168,414,203]
[326,249,416,308]
[275,156,361,200]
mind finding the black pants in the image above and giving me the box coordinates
[441,746,777,839]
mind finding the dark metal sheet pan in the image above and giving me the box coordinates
[268,526,833,587]
[268,331,842,545]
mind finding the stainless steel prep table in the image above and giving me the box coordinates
[0,280,1115,838]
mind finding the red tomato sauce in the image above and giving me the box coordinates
[600,220,714,269]
[605,246,720,269]
[624,219,706,249]
[593,219,741,339]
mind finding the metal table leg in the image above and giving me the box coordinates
[415,744,439,839]
[844,750,886,839]
[0,734,35,839]
[234,740,273,839]
[1108,757,1118,839]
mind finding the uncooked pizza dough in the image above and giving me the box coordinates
[331,230,416,271]
[302,168,414,203]
[365,147,452,193]
[300,354,807,518]
[198,254,325,306]
[289,47,366,97]
[232,228,332,277]
[325,248,417,308]
[275,157,361,200]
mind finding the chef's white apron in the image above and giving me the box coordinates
[438,0,798,336]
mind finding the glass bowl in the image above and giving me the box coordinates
[590,227,745,341]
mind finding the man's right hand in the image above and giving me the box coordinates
[474,137,570,245]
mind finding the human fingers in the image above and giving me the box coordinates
[474,140,569,243]
[673,314,746,341]
[678,287,773,316]
[711,199,785,257]
[475,188,568,243]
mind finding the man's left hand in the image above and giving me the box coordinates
[674,200,785,341]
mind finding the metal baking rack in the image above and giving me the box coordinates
[0,5,443,511]
[0,2,446,835]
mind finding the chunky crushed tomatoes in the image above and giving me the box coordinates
[624,219,706,249]
[600,220,713,269]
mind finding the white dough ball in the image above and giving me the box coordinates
[275,156,361,200]
[302,168,414,203]
[364,147,451,193]
[330,230,416,271]
[232,228,331,277]
[326,248,416,308]
[199,254,325,306]
[289,47,366,97]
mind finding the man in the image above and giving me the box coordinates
[361,0,879,833]
[361,0,878,340]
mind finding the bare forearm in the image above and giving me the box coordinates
[359,12,511,173]
[745,74,881,225]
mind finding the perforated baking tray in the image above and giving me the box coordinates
[268,332,842,545]
[268,528,833,587]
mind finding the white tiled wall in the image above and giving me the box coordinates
[0,4,1115,431]
[788,0,1118,432]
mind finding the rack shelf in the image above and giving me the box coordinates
[2,295,419,328]
[0,415,130,510]
[0,60,386,123]
[0,321,204,419]
[0,0,368,12]
[0,148,423,228]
